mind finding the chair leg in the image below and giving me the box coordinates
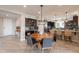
[51,42,56,53]
[53,43,56,53]
[41,49,44,53]
[32,43,38,49]
[69,36,72,42]
[49,48,53,53]
[64,36,67,41]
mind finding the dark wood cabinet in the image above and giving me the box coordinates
[73,15,78,26]
[25,18,38,31]
[65,15,78,29]
[47,22,55,29]
[25,18,38,36]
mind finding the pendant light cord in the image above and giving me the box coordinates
[40,5,43,21]
[66,11,68,20]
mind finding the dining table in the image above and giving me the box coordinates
[32,33,53,49]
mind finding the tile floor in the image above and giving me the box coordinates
[0,36,79,53]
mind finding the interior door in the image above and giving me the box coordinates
[3,19,13,36]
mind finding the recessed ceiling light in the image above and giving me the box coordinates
[6,14,9,16]
[38,11,40,14]
[23,5,27,8]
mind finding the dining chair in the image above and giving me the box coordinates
[41,38,56,53]
[56,30,62,40]
[71,31,79,42]
[64,29,72,42]
[26,36,38,49]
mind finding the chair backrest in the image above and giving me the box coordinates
[26,36,33,47]
[42,38,53,49]
[64,30,72,36]
[50,30,55,35]
[56,30,62,35]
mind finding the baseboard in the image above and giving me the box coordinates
[0,35,16,38]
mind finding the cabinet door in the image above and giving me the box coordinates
[3,19,13,36]
[0,18,3,36]
[73,15,78,25]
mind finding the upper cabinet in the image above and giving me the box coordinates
[25,18,38,31]
[65,15,78,29]
[73,15,78,26]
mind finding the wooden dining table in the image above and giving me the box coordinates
[32,33,53,49]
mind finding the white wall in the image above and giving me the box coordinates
[12,18,16,35]
[16,17,21,26]
[20,15,25,41]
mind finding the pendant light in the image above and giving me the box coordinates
[65,11,68,22]
[38,5,47,22]
[40,5,43,22]
[38,5,43,22]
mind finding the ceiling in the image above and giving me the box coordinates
[0,9,20,18]
[0,5,79,20]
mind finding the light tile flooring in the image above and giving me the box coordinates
[0,36,79,53]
